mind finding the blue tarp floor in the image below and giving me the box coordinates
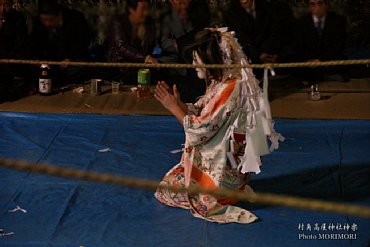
[0,112,369,247]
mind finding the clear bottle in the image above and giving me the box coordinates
[137,69,151,99]
[39,64,52,96]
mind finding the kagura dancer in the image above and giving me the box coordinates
[154,27,283,224]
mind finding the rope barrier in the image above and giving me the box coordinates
[1,157,370,218]
[0,58,369,69]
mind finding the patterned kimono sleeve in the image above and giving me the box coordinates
[186,93,208,116]
[183,80,237,147]
[186,103,201,116]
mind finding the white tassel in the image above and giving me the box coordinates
[8,205,27,214]
[226,152,238,169]
[229,140,235,153]
[238,136,262,174]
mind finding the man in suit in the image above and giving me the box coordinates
[223,0,280,64]
[294,0,347,81]
[29,0,92,85]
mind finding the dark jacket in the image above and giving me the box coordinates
[106,14,157,63]
[294,12,347,61]
[0,9,28,59]
[223,0,280,63]
[29,7,92,60]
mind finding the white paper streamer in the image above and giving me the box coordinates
[0,229,15,237]
[8,205,27,214]
[226,152,238,169]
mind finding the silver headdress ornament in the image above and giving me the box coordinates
[205,27,260,90]
[206,27,285,174]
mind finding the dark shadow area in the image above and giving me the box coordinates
[238,163,370,211]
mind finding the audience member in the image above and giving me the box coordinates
[223,0,280,64]
[175,0,211,103]
[106,0,157,83]
[29,0,92,85]
[271,0,296,63]
[294,0,347,81]
[160,0,192,64]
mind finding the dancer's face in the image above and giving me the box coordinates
[193,51,206,79]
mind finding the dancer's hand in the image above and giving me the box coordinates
[155,82,178,111]
[155,82,186,123]
[156,81,186,109]
[156,81,171,93]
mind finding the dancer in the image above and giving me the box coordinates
[154,27,283,224]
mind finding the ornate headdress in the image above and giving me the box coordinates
[205,27,284,174]
[205,27,261,92]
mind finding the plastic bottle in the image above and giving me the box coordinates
[137,69,151,99]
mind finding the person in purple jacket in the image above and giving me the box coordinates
[106,0,158,83]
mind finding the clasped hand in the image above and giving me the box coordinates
[154,81,187,123]
[154,81,180,112]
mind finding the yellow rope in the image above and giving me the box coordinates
[1,157,369,218]
[0,58,369,69]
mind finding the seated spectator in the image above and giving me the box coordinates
[160,0,192,64]
[0,0,28,102]
[29,0,92,85]
[175,0,211,103]
[106,0,157,83]
[271,1,296,63]
[223,0,280,64]
[159,0,195,82]
[176,0,211,61]
[294,0,347,81]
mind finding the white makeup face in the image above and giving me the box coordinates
[193,51,206,79]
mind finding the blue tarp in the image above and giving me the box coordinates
[0,112,369,247]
